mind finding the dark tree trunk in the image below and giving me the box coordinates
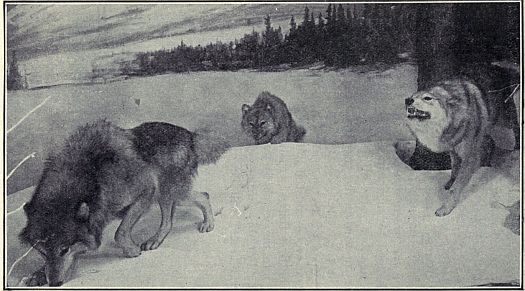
[415,4,458,89]
[409,4,457,170]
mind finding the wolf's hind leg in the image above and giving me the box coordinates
[141,181,177,251]
[180,191,215,232]
[115,186,155,257]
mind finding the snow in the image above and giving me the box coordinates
[6,141,520,287]
[6,65,416,195]
[10,4,299,88]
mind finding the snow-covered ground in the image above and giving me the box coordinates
[6,142,520,287]
[6,64,416,195]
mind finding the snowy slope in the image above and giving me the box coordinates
[8,4,319,59]
[6,65,417,195]
[6,142,520,287]
[8,3,329,88]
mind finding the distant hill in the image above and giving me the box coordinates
[7,4,327,61]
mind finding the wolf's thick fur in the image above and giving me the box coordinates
[19,120,228,286]
[405,76,518,216]
[241,91,306,144]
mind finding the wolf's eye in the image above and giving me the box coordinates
[59,246,69,257]
[423,96,433,101]
[249,122,256,127]
[260,121,266,126]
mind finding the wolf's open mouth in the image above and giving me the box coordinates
[406,106,431,120]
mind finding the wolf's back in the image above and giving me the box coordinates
[131,122,228,166]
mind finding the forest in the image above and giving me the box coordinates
[7,3,520,87]
[129,4,419,75]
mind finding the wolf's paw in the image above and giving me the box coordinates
[19,268,47,287]
[435,204,455,217]
[435,192,459,217]
[199,221,214,233]
[122,245,141,258]
[140,236,164,251]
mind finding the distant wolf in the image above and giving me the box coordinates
[19,120,229,286]
[405,65,519,216]
[241,91,306,144]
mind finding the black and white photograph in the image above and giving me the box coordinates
[4,1,522,288]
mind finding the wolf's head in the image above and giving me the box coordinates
[19,196,98,286]
[241,102,277,144]
[405,80,476,152]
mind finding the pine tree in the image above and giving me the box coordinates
[318,12,325,30]
[346,6,353,25]
[290,15,297,33]
[264,14,271,34]
[303,6,310,26]
[326,4,332,26]
[337,4,346,24]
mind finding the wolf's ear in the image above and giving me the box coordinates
[76,202,90,221]
[242,104,251,115]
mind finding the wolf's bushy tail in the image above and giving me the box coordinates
[193,129,230,165]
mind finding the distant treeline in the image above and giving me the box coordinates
[7,3,520,89]
[128,4,418,75]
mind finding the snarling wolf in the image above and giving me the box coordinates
[19,120,229,286]
[405,68,518,216]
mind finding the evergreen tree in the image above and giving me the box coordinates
[264,14,271,34]
[303,6,310,26]
[346,6,353,23]
[317,12,325,30]
[326,4,332,26]
[290,15,297,33]
[337,4,346,24]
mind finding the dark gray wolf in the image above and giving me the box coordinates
[19,120,229,286]
[241,91,306,144]
[404,66,518,216]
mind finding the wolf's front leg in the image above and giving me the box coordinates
[444,152,461,190]
[435,149,480,217]
[270,126,289,144]
[141,182,178,251]
[115,187,155,257]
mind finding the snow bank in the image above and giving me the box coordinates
[6,142,520,287]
